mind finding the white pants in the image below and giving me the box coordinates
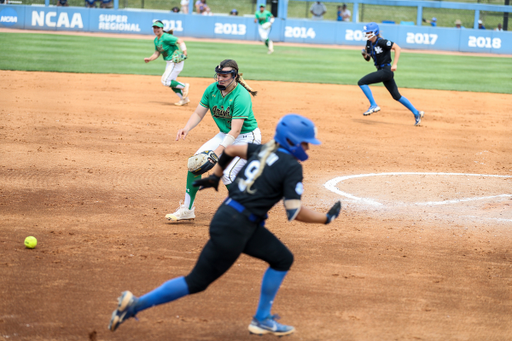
[161,60,184,87]
[195,128,262,185]
[258,26,271,41]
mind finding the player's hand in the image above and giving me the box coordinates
[193,174,221,191]
[176,128,189,141]
[144,58,151,63]
[325,201,342,224]
[391,64,397,72]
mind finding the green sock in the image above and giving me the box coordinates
[170,80,185,89]
[265,39,269,47]
[171,87,183,97]
[225,183,231,191]
[186,171,201,210]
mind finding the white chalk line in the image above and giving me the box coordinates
[324,172,512,222]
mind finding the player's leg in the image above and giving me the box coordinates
[357,69,389,116]
[110,207,254,332]
[185,205,259,293]
[221,128,262,188]
[166,134,224,221]
[243,226,295,336]
[383,79,424,125]
[162,61,189,106]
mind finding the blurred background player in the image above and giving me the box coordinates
[109,114,342,336]
[144,20,190,106]
[254,5,274,54]
[166,59,261,221]
[358,22,424,126]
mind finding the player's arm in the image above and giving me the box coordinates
[391,42,401,71]
[144,51,160,63]
[176,105,209,141]
[176,38,187,56]
[295,204,341,224]
[213,118,244,157]
[361,47,370,61]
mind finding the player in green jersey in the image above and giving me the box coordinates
[254,5,274,54]
[166,59,262,222]
[144,20,191,106]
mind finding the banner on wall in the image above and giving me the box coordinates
[1,5,511,54]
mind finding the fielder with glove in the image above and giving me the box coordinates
[166,59,261,222]
[254,5,275,54]
[144,20,190,106]
[108,114,342,336]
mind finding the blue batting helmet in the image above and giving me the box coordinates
[274,114,321,161]
[363,22,379,38]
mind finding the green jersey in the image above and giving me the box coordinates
[154,33,179,61]
[200,83,258,134]
[255,10,272,25]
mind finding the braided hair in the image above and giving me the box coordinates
[217,59,258,97]
[238,140,278,194]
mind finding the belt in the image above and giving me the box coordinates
[224,198,267,226]
[377,63,391,69]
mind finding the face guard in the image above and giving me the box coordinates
[214,65,237,90]
[363,22,379,40]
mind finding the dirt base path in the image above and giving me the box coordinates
[1,71,511,341]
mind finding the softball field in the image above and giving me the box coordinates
[1,70,511,340]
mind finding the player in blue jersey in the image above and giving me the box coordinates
[358,22,425,126]
[108,114,342,336]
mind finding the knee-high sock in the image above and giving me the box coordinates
[398,96,419,115]
[134,276,189,314]
[171,87,183,100]
[254,268,288,321]
[184,171,201,210]
[359,85,377,107]
[225,183,231,191]
[265,39,269,47]
[170,80,185,89]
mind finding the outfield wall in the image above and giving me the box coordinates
[1,5,511,54]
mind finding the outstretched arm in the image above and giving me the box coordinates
[176,104,209,141]
[144,51,160,63]
[295,201,341,224]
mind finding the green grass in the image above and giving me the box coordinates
[1,32,511,93]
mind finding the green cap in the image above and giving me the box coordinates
[152,21,164,28]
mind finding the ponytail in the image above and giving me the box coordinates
[240,140,278,194]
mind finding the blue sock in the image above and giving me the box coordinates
[398,96,419,115]
[359,85,377,107]
[254,268,288,321]
[134,276,189,314]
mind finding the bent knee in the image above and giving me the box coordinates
[357,79,367,87]
[392,93,402,101]
[270,249,294,272]
[184,275,210,294]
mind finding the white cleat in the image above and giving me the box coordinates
[165,201,195,221]
[174,97,190,106]
[268,40,274,54]
[182,83,190,99]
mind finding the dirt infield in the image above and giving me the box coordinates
[1,70,511,341]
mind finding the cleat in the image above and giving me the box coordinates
[268,41,274,54]
[363,105,380,116]
[182,83,190,99]
[174,97,190,106]
[248,315,295,337]
[166,200,195,221]
[414,111,424,126]
[108,291,138,332]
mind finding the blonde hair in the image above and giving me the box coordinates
[239,140,278,194]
